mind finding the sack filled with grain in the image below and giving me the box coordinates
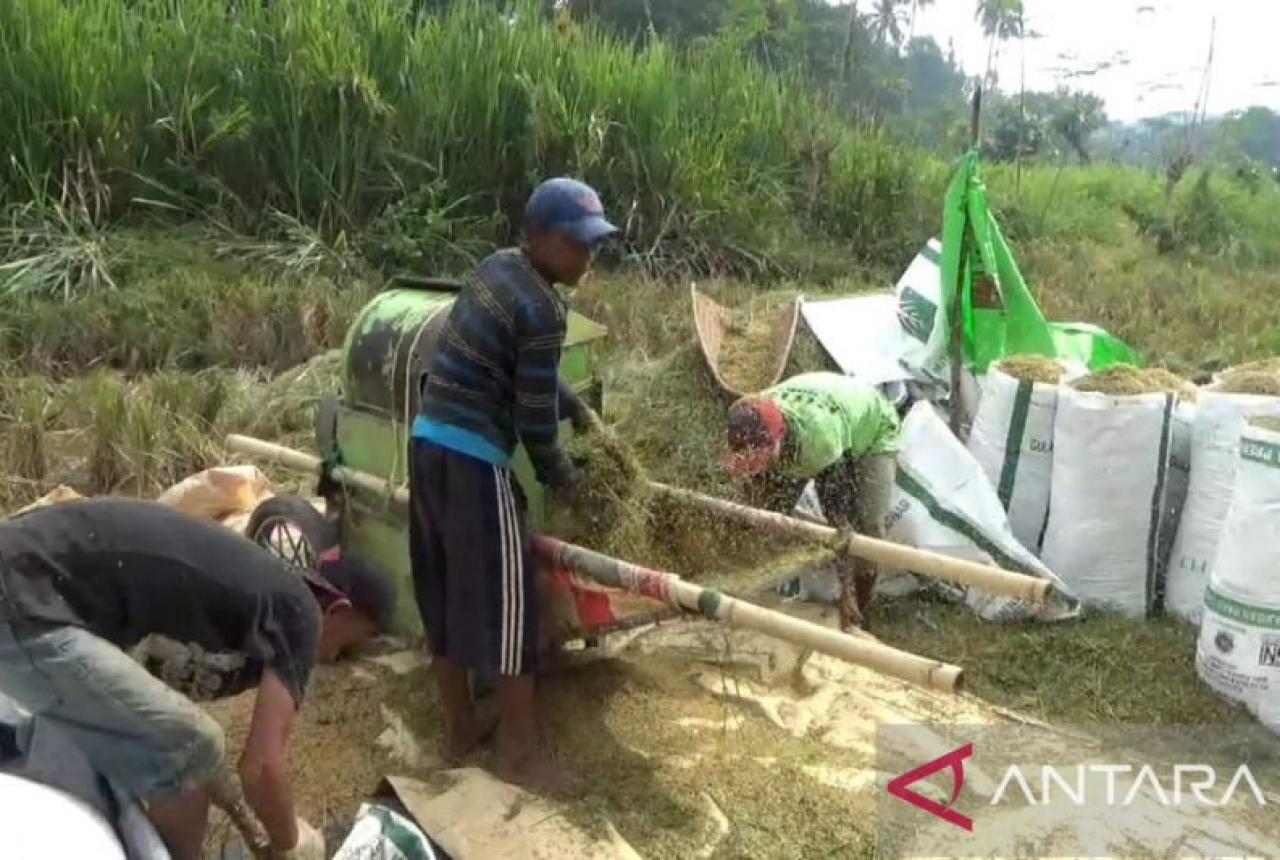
[1040,365,1193,619]
[1166,362,1280,624]
[965,354,1081,554]
[887,402,1078,623]
[1195,414,1280,734]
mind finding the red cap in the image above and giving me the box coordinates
[723,397,786,477]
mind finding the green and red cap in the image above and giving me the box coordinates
[723,396,786,477]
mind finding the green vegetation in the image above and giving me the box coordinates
[0,0,930,282]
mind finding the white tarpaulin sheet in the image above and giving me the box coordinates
[800,294,912,387]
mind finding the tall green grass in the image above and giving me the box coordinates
[0,0,931,281]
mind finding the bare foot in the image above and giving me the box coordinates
[838,591,864,632]
[496,747,583,799]
[444,714,498,764]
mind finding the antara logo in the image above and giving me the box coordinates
[991,764,1268,808]
[886,742,1268,833]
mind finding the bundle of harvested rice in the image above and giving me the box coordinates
[996,354,1066,385]
[548,423,652,562]
[548,419,822,589]
[1071,364,1196,400]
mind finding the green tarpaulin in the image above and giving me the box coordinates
[940,148,1140,373]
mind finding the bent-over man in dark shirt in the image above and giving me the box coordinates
[409,176,618,797]
[0,498,393,860]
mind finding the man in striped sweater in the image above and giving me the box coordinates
[409,177,617,796]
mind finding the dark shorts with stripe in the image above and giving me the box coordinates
[408,439,539,676]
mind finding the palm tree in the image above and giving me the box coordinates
[840,1,860,81]
[976,0,1024,87]
[871,0,906,49]
[906,0,934,44]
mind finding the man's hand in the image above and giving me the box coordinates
[269,818,324,860]
[557,378,593,432]
[833,526,863,633]
[239,670,301,855]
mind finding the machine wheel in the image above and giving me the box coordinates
[246,496,338,572]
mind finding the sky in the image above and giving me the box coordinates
[911,0,1280,122]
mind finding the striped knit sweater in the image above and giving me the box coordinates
[412,248,574,486]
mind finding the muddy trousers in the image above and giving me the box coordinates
[749,453,896,626]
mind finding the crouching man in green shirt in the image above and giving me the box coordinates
[723,372,901,631]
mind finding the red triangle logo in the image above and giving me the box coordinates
[886,742,975,831]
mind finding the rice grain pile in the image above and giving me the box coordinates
[997,354,1066,385]
[717,313,776,392]
[1224,358,1280,377]
[1216,366,1280,397]
[1249,414,1280,433]
[714,293,796,393]
[1072,364,1197,400]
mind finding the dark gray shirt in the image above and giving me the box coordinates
[0,498,320,704]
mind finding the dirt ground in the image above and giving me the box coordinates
[197,599,990,858]
[195,599,1280,860]
[202,656,411,853]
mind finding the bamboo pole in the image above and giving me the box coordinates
[226,434,963,692]
[226,434,410,507]
[226,434,1052,604]
[210,772,271,859]
[648,482,1052,605]
[533,535,963,693]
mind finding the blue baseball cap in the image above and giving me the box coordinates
[524,177,619,246]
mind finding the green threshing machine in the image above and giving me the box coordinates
[240,278,605,636]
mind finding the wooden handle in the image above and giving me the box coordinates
[226,434,409,506]
[535,535,963,693]
[210,770,272,858]
[227,434,1051,606]
[648,482,1053,605]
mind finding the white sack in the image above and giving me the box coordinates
[332,801,444,860]
[887,402,1077,622]
[787,405,1075,620]
[1165,390,1280,623]
[155,465,272,522]
[800,294,912,387]
[965,366,1066,554]
[1040,387,1179,618]
[1195,421,1280,733]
